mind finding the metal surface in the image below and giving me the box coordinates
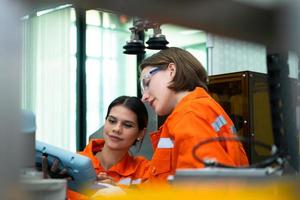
[175,168,273,177]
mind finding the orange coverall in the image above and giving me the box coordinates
[149,87,249,181]
[68,139,150,199]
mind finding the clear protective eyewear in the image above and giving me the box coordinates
[140,67,161,94]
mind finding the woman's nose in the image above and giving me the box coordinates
[141,92,150,102]
[112,122,121,133]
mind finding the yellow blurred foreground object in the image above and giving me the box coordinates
[91,177,299,200]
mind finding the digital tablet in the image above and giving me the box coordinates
[35,140,97,191]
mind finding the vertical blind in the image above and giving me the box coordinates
[22,7,76,151]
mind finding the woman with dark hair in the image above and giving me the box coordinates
[139,47,248,182]
[69,96,150,199]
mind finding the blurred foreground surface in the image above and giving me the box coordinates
[90,176,299,200]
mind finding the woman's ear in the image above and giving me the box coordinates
[168,63,176,78]
[137,128,146,141]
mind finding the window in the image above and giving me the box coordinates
[145,24,207,69]
[85,10,137,142]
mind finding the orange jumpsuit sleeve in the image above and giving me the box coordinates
[170,111,248,169]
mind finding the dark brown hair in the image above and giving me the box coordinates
[140,47,208,91]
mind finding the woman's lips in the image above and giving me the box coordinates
[108,134,122,142]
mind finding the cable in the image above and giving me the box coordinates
[192,136,287,169]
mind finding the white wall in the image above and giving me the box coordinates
[207,34,299,78]
[208,34,267,75]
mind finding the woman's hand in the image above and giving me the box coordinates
[41,155,72,180]
[96,172,115,185]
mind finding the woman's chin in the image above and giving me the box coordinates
[156,109,168,116]
[107,145,123,151]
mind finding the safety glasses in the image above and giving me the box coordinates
[140,67,161,94]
